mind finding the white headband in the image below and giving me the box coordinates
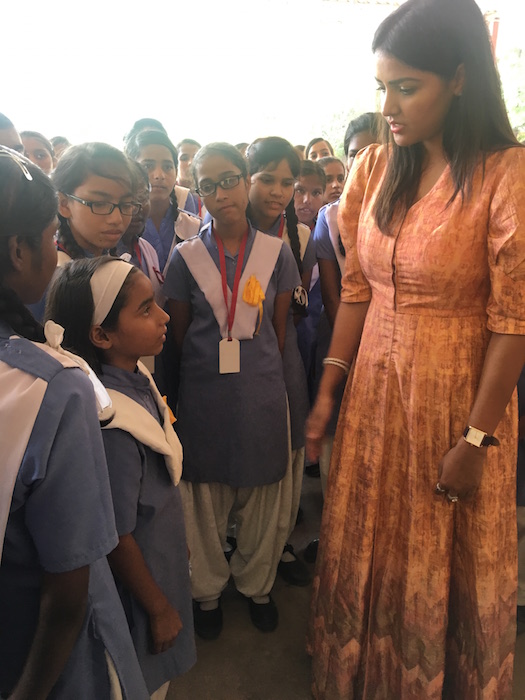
[90,260,134,326]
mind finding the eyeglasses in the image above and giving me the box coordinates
[0,146,33,181]
[196,174,243,197]
[66,193,141,216]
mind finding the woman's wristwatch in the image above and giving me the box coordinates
[463,425,500,448]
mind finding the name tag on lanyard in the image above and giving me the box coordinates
[219,337,241,373]
[213,225,249,375]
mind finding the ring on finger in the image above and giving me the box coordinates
[447,493,459,503]
[435,482,446,494]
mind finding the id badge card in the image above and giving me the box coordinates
[219,338,240,374]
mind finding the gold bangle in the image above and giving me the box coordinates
[323,357,350,375]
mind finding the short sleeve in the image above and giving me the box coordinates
[486,148,525,334]
[163,246,192,302]
[337,147,377,305]
[23,369,118,573]
[314,206,337,262]
[102,429,144,536]
[275,242,301,294]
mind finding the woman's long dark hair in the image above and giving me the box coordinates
[46,256,138,375]
[372,0,520,235]
[52,142,134,259]
[0,148,57,341]
[246,136,304,275]
[125,129,180,223]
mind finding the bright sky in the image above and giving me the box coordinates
[2,0,523,148]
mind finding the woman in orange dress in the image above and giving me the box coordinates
[306,0,525,698]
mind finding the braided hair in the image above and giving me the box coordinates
[125,130,180,221]
[52,143,134,260]
[0,148,57,341]
[246,136,303,275]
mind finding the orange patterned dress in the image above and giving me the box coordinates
[308,145,525,699]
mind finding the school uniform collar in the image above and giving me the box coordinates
[201,220,257,259]
[100,363,150,390]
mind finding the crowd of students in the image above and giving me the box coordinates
[0,102,377,699]
[2,0,525,697]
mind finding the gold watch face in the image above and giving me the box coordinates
[465,427,485,447]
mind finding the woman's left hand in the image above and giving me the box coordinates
[437,438,488,500]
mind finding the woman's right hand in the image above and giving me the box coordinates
[305,393,334,462]
[149,602,183,654]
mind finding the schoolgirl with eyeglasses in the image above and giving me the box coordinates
[0,146,149,699]
[163,142,300,639]
[52,142,139,264]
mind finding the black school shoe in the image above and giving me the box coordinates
[305,462,320,478]
[249,596,279,632]
[278,544,312,586]
[303,538,319,564]
[193,600,223,640]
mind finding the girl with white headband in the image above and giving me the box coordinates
[0,149,149,698]
[47,257,195,700]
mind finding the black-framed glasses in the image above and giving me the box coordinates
[196,174,243,197]
[66,193,141,216]
[0,146,33,181]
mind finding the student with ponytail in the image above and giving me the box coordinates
[122,120,198,216]
[0,147,148,699]
[126,130,201,273]
[246,136,315,587]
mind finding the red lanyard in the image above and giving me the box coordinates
[198,196,203,217]
[277,214,285,239]
[56,241,73,258]
[212,225,249,340]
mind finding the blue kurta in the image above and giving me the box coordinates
[163,223,299,486]
[100,364,195,693]
[143,201,199,271]
[259,216,312,451]
[143,204,177,271]
[0,322,148,700]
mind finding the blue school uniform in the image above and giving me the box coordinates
[312,202,346,436]
[179,189,198,215]
[261,216,314,451]
[143,206,201,271]
[163,223,300,487]
[0,322,148,700]
[99,364,196,693]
